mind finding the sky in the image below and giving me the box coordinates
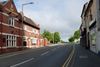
[13,0,88,42]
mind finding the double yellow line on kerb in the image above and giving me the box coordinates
[62,46,75,67]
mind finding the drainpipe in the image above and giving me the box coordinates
[96,0,100,54]
[0,7,3,53]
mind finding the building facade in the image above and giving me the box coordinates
[0,0,23,53]
[23,16,41,48]
[80,3,88,47]
[0,0,48,54]
[80,0,100,54]
[39,35,48,47]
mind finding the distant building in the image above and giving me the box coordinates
[0,0,23,53]
[39,35,48,47]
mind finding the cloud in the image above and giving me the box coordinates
[14,0,88,41]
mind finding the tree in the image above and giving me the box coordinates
[42,30,61,43]
[74,30,80,39]
[68,30,80,43]
[54,32,61,43]
[42,30,53,42]
[68,37,75,42]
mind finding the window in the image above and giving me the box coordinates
[6,35,17,47]
[24,25,27,30]
[32,29,36,33]
[32,38,37,45]
[8,17,15,26]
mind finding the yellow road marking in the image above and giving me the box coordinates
[62,46,75,67]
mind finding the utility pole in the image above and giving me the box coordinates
[22,2,34,47]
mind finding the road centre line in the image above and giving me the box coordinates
[0,48,45,59]
[41,51,49,56]
[52,48,57,51]
[0,46,58,59]
[0,53,22,59]
[65,48,75,67]
[51,46,61,51]
[10,58,34,67]
[0,50,33,59]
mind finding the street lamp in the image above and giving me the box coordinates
[22,2,34,47]
[22,2,34,14]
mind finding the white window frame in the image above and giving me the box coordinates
[6,35,17,47]
[32,38,37,44]
[8,17,15,27]
[32,29,35,33]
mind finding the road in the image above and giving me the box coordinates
[0,44,73,67]
[0,44,100,67]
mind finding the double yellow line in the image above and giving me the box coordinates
[62,46,75,67]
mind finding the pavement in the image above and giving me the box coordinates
[0,44,100,67]
[65,45,100,67]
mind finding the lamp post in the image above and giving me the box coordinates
[22,2,34,47]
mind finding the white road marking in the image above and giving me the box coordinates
[10,58,34,67]
[51,46,60,51]
[41,51,49,56]
[0,53,22,59]
[0,50,32,59]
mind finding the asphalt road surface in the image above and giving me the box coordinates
[0,44,100,67]
[0,44,73,67]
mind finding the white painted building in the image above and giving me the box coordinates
[81,0,100,54]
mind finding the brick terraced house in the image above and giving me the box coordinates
[23,16,41,48]
[0,0,23,53]
[0,0,48,53]
[23,16,48,48]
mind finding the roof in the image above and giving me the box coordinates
[24,16,40,29]
[81,2,88,18]
[0,0,18,15]
[84,0,93,16]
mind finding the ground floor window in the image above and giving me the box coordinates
[91,33,96,46]
[90,26,96,46]
[6,35,17,47]
[32,38,37,45]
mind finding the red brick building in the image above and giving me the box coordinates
[0,0,23,53]
[23,16,48,48]
[23,16,41,48]
[0,0,48,54]
[39,35,48,46]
